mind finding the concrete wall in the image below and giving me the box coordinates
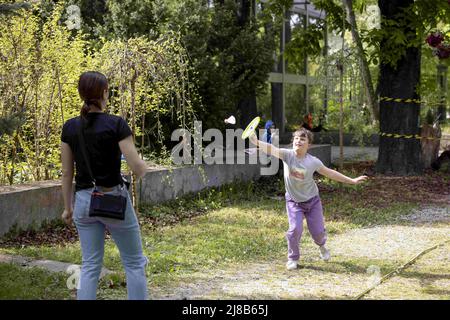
[0,145,331,237]
[0,181,64,238]
[139,163,260,204]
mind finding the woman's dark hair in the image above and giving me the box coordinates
[78,71,108,118]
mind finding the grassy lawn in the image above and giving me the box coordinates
[0,161,448,299]
[0,263,73,300]
[364,241,450,300]
[0,262,133,300]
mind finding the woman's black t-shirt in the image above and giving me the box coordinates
[61,113,132,191]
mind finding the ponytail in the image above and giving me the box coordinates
[80,99,102,119]
[80,102,91,119]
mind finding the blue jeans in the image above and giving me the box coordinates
[73,185,148,300]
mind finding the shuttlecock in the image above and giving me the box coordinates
[224,115,236,124]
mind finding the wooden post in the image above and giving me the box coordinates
[437,63,448,123]
[421,123,441,169]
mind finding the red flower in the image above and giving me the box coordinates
[426,32,444,47]
[436,43,450,59]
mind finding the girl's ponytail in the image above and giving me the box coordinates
[80,99,102,119]
[80,101,91,119]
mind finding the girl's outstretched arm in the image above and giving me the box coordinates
[249,132,285,159]
[317,166,368,185]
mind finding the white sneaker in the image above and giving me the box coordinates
[319,245,331,261]
[286,260,298,270]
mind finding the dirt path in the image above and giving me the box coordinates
[151,206,450,300]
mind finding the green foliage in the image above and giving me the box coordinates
[286,22,324,69]
[4,0,448,186]
[418,39,450,125]
[0,112,24,137]
[101,0,168,40]
[94,32,200,151]
[65,0,169,41]
[0,2,31,16]
[0,2,200,185]
[260,0,292,17]
[0,3,89,184]
[270,0,349,68]
[311,48,377,138]
[266,0,450,135]
[0,1,279,185]
[313,0,349,34]
[168,0,274,130]
[262,0,378,135]
[365,0,450,68]
[0,2,30,138]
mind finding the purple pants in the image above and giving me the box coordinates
[285,193,327,261]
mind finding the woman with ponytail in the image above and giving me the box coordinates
[60,71,149,300]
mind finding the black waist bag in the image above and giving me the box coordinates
[89,189,127,220]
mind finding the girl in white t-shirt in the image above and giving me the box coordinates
[249,128,368,270]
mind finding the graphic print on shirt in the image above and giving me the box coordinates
[290,166,306,181]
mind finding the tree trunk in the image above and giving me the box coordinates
[342,0,379,121]
[271,9,291,134]
[238,92,257,128]
[261,2,283,132]
[236,0,258,128]
[376,0,423,175]
[271,82,283,131]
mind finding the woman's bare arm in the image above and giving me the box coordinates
[119,135,148,179]
[61,142,74,211]
[61,142,74,224]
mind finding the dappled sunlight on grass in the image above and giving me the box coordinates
[0,243,82,265]
[0,264,73,300]
[1,162,449,299]
[364,242,450,300]
[142,204,288,278]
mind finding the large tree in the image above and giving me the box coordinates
[376,0,423,175]
[269,0,449,175]
[375,0,450,175]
